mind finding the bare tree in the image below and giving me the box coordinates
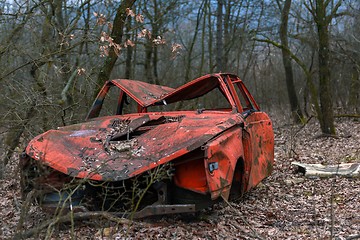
[304,0,344,135]
[216,0,224,72]
[277,0,304,123]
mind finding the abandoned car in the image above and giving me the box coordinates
[20,73,274,218]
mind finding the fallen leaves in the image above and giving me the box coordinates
[0,116,359,239]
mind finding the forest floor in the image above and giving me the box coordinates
[0,114,359,239]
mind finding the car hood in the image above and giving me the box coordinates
[26,112,243,181]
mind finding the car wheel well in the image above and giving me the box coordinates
[229,157,245,200]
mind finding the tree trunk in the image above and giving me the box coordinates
[185,0,205,82]
[151,0,160,85]
[279,0,304,123]
[216,0,224,72]
[1,2,55,177]
[207,1,214,72]
[223,0,230,72]
[200,0,207,75]
[153,44,159,85]
[315,0,336,134]
[95,0,136,96]
[348,66,359,113]
[1,102,36,179]
[144,39,153,83]
[125,17,133,79]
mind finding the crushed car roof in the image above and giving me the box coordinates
[25,73,260,182]
[109,73,237,107]
[111,79,174,106]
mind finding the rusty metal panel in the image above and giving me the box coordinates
[26,113,242,181]
[156,75,220,104]
[173,157,208,194]
[111,79,174,106]
[131,204,196,219]
[156,74,237,111]
[204,127,244,200]
[86,83,112,119]
[243,112,274,191]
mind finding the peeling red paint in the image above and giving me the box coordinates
[21,73,274,217]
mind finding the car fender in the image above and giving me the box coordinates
[204,126,244,200]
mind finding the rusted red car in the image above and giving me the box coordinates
[20,73,274,218]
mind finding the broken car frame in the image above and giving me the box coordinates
[20,73,274,218]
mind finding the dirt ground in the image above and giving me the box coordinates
[0,115,359,239]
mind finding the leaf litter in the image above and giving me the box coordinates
[0,115,359,239]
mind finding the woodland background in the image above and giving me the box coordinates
[1,0,360,172]
[0,0,359,239]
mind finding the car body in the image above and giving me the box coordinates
[20,73,274,218]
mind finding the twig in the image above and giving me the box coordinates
[16,189,37,233]
[314,133,339,139]
[330,164,341,239]
[223,198,266,240]
[13,211,131,240]
[60,69,78,105]
[334,114,360,118]
[294,115,314,136]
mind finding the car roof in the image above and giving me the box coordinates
[110,79,174,107]
[153,74,222,106]
[111,73,227,107]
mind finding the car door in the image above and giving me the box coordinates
[223,74,274,192]
[242,112,274,191]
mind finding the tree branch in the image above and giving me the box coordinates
[304,1,315,19]
[60,69,78,105]
[253,37,322,122]
[253,38,308,75]
[326,0,342,24]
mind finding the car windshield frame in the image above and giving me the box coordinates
[86,73,259,120]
